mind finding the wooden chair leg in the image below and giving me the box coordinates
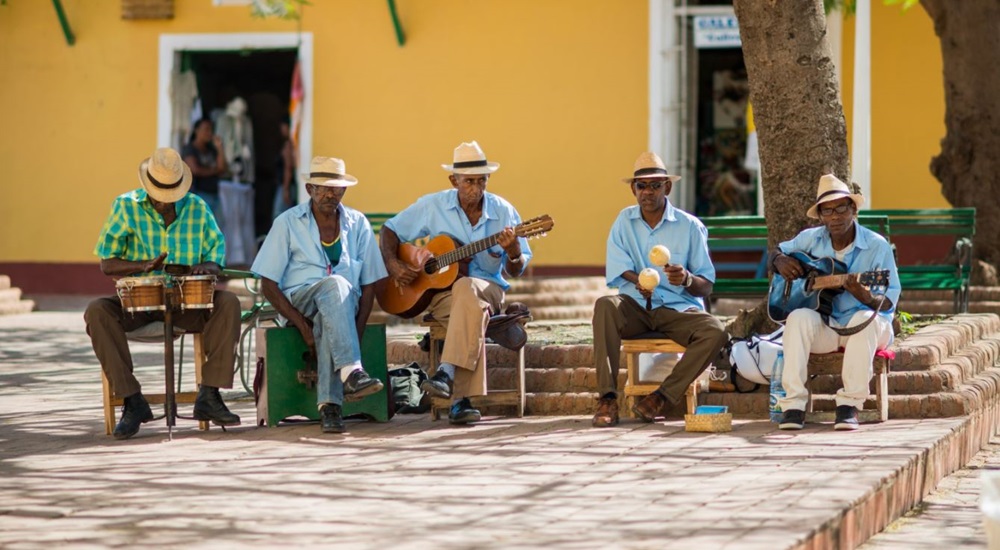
[194,333,209,431]
[877,361,889,422]
[623,352,639,419]
[516,345,525,418]
[102,371,115,436]
[685,382,698,415]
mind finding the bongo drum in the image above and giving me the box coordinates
[176,274,216,310]
[116,276,166,313]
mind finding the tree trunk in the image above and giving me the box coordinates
[921,0,1000,267]
[733,0,850,248]
[727,0,850,337]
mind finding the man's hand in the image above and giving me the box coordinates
[295,318,316,358]
[388,257,424,286]
[190,262,221,275]
[497,226,521,258]
[773,254,805,280]
[844,273,874,304]
[636,284,653,301]
[664,264,688,286]
[145,252,168,273]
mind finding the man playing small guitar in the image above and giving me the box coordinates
[771,174,901,431]
[379,141,531,425]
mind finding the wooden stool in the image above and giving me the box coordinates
[101,327,209,435]
[805,349,892,423]
[421,316,527,420]
[621,335,698,418]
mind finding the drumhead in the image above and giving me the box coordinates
[115,276,166,287]
[177,274,217,282]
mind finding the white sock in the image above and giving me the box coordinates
[339,363,363,382]
[437,363,456,380]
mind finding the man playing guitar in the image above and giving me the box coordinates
[771,174,901,431]
[379,141,531,425]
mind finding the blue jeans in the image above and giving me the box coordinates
[289,276,361,406]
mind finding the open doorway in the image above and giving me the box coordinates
[184,49,297,238]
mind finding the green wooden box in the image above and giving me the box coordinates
[255,324,390,427]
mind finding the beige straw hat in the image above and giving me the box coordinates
[441,141,500,174]
[137,147,192,203]
[302,156,358,187]
[622,151,681,184]
[806,174,864,219]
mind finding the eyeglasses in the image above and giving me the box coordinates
[308,184,344,197]
[818,203,852,217]
[634,181,666,192]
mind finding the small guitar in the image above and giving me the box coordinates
[767,251,890,324]
[376,215,555,318]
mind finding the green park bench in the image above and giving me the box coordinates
[864,208,975,313]
[701,214,892,310]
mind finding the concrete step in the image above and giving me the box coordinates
[897,300,1000,316]
[506,290,608,308]
[509,277,607,294]
[0,287,23,303]
[0,299,35,316]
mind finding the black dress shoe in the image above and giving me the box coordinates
[420,370,452,399]
[449,398,481,425]
[113,392,154,440]
[343,369,384,402]
[320,404,345,434]
[193,386,241,426]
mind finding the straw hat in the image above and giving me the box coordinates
[622,151,681,184]
[441,141,500,174]
[303,157,358,187]
[138,147,192,204]
[806,174,864,219]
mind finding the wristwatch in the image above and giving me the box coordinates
[683,271,694,288]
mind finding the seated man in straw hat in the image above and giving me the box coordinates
[85,147,242,440]
[252,157,387,434]
[772,174,900,431]
[379,141,531,425]
[591,151,727,427]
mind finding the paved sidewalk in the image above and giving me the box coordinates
[0,312,975,549]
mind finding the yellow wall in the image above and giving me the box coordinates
[0,0,648,266]
[839,3,949,209]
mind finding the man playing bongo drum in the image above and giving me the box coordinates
[85,147,242,440]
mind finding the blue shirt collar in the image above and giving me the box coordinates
[447,189,496,223]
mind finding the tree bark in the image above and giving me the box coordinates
[733,0,850,248]
[727,0,850,337]
[921,0,1000,266]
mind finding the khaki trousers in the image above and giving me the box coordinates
[426,277,505,398]
[84,290,241,399]
[592,294,727,405]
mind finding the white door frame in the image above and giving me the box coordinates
[157,32,314,202]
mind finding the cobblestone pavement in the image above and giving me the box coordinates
[861,438,999,549]
[0,311,975,549]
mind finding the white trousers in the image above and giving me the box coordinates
[777,309,892,411]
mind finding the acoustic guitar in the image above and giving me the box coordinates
[376,215,555,318]
[767,251,890,324]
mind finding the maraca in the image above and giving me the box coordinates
[638,267,660,310]
[649,244,671,267]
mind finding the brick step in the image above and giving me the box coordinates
[505,290,607,308]
[905,287,1000,302]
[0,287,23,303]
[0,299,35,316]
[0,275,10,290]
[896,300,1000,316]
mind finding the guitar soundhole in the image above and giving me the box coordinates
[424,259,439,275]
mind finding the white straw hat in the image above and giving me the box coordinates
[622,151,681,184]
[806,174,864,219]
[441,141,500,174]
[138,147,192,203]
[303,156,358,187]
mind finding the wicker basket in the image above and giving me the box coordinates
[684,413,733,433]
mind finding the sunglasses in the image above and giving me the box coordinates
[818,203,852,217]
[634,181,666,192]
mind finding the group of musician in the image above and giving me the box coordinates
[86,141,899,440]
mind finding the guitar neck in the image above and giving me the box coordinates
[812,273,850,290]
[436,234,502,267]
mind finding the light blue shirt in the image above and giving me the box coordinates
[606,201,715,311]
[384,189,532,291]
[252,202,388,299]
[778,220,901,328]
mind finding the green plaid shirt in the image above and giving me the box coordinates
[94,189,226,270]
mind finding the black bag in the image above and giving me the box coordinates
[389,363,430,414]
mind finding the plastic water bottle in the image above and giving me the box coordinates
[769,351,785,423]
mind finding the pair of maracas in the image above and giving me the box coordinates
[638,245,672,310]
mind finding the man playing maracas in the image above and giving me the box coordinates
[591,152,727,427]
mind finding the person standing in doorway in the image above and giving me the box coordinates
[182,117,227,224]
[272,120,298,219]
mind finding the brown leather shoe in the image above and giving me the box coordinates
[592,396,619,427]
[632,391,667,423]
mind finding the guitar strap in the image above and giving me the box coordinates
[823,294,887,336]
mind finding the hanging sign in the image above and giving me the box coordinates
[693,15,742,49]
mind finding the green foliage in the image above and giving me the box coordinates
[251,0,310,20]
[897,311,946,338]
